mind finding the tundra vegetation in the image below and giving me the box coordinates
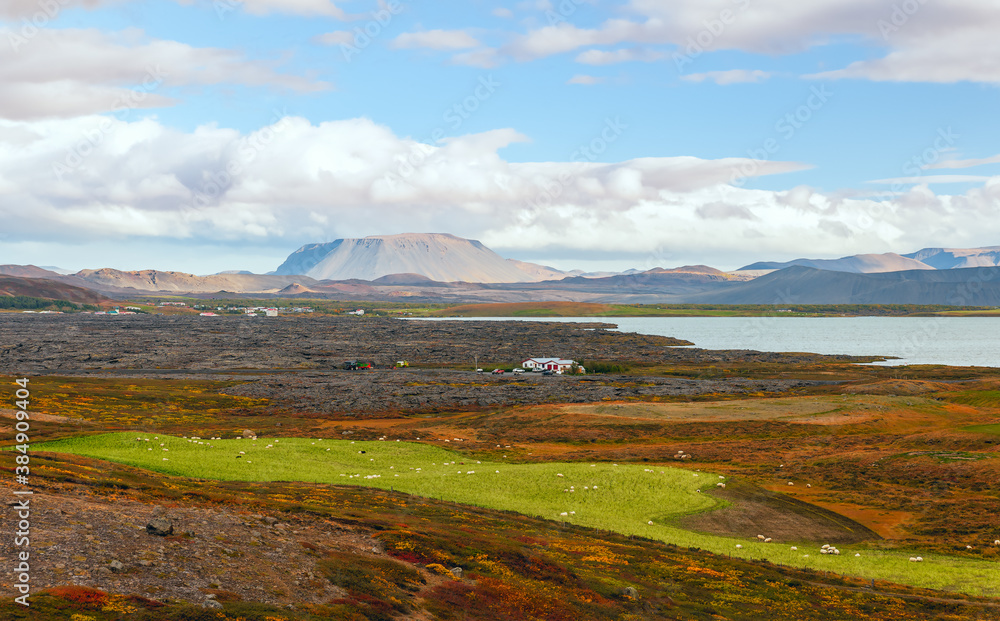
[2,316,1000,619]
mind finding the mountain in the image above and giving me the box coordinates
[688,265,1000,305]
[903,246,1000,269]
[274,233,566,283]
[0,275,110,304]
[73,269,319,293]
[740,253,934,274]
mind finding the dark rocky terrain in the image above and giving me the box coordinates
[0,314,869,412]
[0,314,874,373]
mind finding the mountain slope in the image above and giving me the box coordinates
[73,269,319,293]
[0,275,110,304]
[688,265,1000,305]
[740,253,934,274]
[274,233,565,283]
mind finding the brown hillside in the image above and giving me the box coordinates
[0,275,110,304]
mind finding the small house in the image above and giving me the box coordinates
[521,358,583,374]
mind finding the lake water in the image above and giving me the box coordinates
[420,317,1000,368]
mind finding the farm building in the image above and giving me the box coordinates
[521,358,583,373]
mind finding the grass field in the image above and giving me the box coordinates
[35,433,1000,597]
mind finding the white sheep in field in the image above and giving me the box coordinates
[787,482,794,486]
[995,540,1000,545]
[735,544,743,549]
[757,535,766,540]
[716,483,726,488]
[764,538,772,543]
[790,546,797,551]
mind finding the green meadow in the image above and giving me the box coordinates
[36,433,1000,597]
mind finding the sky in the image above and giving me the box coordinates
[1,0,998,274]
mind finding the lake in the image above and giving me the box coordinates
[418,317,1000,368]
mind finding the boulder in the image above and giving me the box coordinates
[450,567,463,579]
[146,516,173,536]
[242,429,256,438]
[109,559,125,573]
[623,586,640,600]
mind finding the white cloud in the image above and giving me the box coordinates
[0,0,113,18]
[313,31,356,46]
[567,75,605,85]
[575,47,665,65]
[926,154,1000,170]
[0,28,329,120]
[492,7,514,18]
[682,69,771,85]
[868,175,992,185]
[495,0,1000,84]
[220,0,347,18]
[450,48,502,69]
[1,0,348,18]
[807,28,1000,84]
[0,115,819,251]
[392,29,481,51]
[7,114,997,267]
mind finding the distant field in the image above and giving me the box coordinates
[428,302,1000,318]
[429,301,615,317]
[35,433,1000,597]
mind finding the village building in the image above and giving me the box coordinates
[521,357,583,374]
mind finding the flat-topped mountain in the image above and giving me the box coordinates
[274,233,565,283]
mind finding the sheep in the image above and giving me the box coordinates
[648,521,654,525]
[787,482,794,486]
[764,538,772,543]
[995,540,1000,546]
[716,483,726,488]
[757,535,766,540]
[735,544,743,549]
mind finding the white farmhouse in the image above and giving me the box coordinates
[521,358,583,374]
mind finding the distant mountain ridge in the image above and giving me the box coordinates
[903,246,1000,269]
[741,246,1000,274]
[274,233,566,283]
